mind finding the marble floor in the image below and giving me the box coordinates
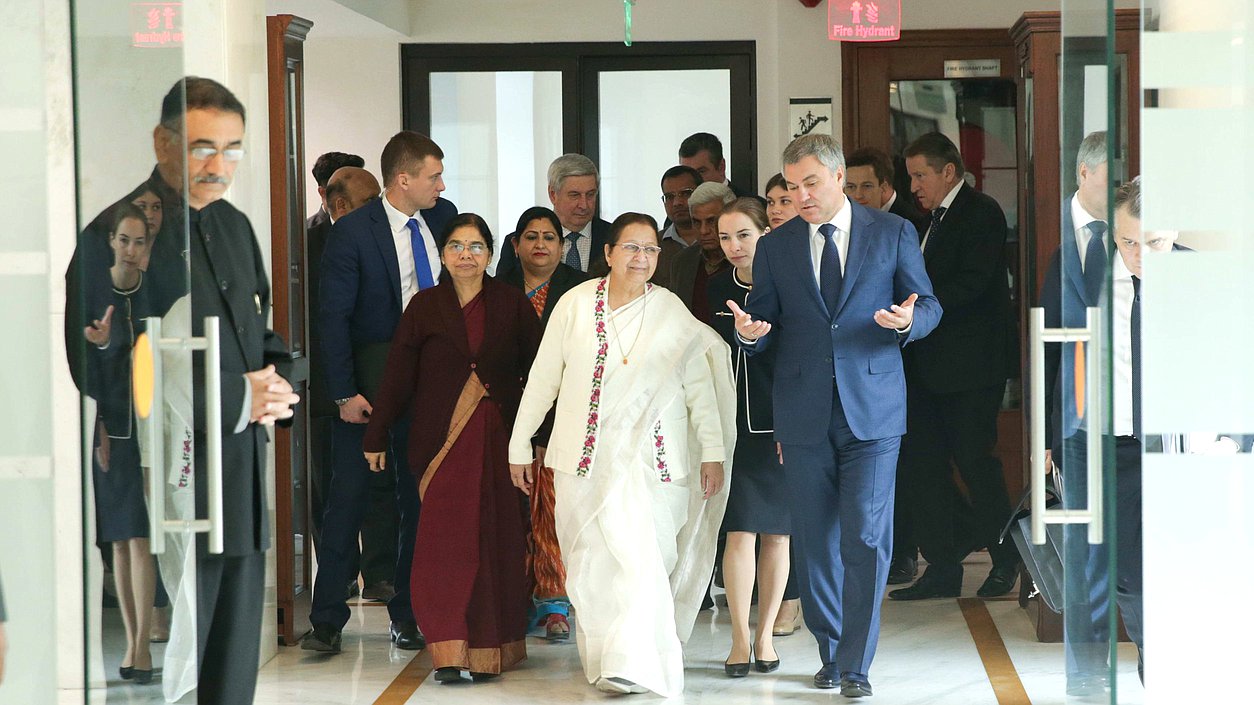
[245,553,1145,705]
[82,553,1143,704]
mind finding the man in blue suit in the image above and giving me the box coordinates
[727,134,941,698]
[303,131,457,653]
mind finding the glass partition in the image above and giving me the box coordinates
[69,2,199,702]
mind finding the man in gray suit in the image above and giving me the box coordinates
[670,181,734,322]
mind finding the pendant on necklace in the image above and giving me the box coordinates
[622,357,629,365]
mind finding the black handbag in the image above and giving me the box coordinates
[998,478,1065,613]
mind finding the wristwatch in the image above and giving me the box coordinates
[334,397,352,407]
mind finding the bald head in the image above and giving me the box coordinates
[326,166,381,222]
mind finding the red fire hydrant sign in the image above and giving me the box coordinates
[829,0,901,42]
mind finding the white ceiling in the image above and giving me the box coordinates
[264,0,408,38]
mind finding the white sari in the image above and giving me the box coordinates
[510,277,737,697]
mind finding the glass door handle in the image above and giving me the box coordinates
[1028,307,1104,545]
[142,315,226,555]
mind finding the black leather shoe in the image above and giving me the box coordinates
[724,661,750,678]
[889,566,962,601]
[755,657,780,673]
[976,564,1019,598]
[887,556,917,585]
[434,667,464,684]
[470,671,499,682]
[813,663,839,689]
[131,668,154,685]
[300,623,342,653]
[840,674,873,697]
[390,621,426,650]
[119,666,135,680]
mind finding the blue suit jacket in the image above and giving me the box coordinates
[742,201,941,443]
[319,195,457,401]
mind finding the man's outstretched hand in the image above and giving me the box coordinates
[726,300,772,341]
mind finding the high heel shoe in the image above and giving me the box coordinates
[131,668,154,685]
[724,661,751,678]
[119,666,135,680]
[755,657,781,673]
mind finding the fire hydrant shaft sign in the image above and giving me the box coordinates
[829,0,901,42]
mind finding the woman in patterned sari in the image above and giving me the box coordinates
[497,206,587,640]
[508,212,737,697]
[365,213,541,683]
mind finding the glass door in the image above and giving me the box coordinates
[69,2,204,701]
[1028,1,1134,701]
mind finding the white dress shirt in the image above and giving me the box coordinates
[1111,253,1135,437]
[381,191,440,307]
[919,180,964,252]
[881,191,898,213]
[807,199,854,283]
[1070,193,1107,271]
[561,222,595,271]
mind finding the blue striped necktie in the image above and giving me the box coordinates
[406,218,435,290]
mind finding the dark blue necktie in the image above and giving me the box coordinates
[564,232,583,270]
[1131,274,1142,439]
[924,206,946,252]
[819,223,843,316]
[406,218,435,290]
[1083,221,1108,304]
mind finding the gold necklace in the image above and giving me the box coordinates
[607,284,647,365]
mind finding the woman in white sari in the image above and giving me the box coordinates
[509,213,737,697]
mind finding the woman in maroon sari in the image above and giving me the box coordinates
[364,213,541,683]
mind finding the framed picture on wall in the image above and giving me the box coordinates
[789,97,833,138]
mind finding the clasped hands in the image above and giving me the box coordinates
[726,293,919,339]
[244,364,299,426]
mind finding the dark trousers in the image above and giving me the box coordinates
[310,415,398,587]
[310,418,418,629]
[1059,432,1143,679]
[197,551,264,705]
[900,382,1016,570]
[783,383,900,677]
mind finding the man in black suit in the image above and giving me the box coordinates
[306,153,364,593]
[679,131,753,198]
[889,132,1018,601]
[670,181,733,322]
[165,77,303,704]
[305,131,457,654]
[495,153,611,276]
[309,164,401,603]
[844,147,928,235]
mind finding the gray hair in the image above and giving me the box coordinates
[547,153,599,192]
[782,133,845,175]
[1114,175,1141,219]
[1075,131,1107,186]
[688,181,735,210]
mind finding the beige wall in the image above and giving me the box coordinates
[295,0,1124,212]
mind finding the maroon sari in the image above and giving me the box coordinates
[410,293,529,673]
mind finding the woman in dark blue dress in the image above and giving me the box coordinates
[82,203,159,683]
[706,197,791,676]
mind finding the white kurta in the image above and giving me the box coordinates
[509,277,737,697]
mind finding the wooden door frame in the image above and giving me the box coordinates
[266,12,313,647]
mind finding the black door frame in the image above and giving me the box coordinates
[400,41,758,194]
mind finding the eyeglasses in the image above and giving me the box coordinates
[190,146,246,162]
[616,243,662,256]
[661,188,695,204]
[445,242,488,255]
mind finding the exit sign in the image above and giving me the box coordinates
[829,0,901,42]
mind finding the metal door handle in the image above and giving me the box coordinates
[1028,307,1104,545]
[142,315,225,554]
